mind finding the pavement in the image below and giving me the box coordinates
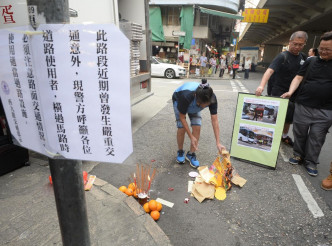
[1,67,332,246]
[0,154,171,246]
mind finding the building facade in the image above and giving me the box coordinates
[149,0,244,64]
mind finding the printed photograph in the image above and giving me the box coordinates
[237,123,275,152]
[241,97,280,125]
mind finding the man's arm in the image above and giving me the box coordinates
[281,75,304,98]
[179,113,198,150]
[211,114,225,153]
[255,68,274,96]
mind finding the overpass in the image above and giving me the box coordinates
[238,0,332,63]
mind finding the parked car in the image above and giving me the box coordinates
[151,56,186,79]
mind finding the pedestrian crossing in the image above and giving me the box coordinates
[234,79,249,93]
[215,80,250,93]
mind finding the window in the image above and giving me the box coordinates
[160,6,180,26]
[200,13,208,26]
[168,7,180,25]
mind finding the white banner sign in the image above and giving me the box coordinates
[0,24,133,163]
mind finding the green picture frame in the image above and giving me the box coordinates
[230,93,289,169]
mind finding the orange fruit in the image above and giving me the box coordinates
[133,190,138,198]
[125,188,134,196]
[128,183,136,190]
[148,200,158,211]
[150,210,160,221]
[143,203,150,213]
[156,202,162,212]
[119,186,127,193]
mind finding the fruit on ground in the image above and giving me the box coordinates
[150,210,160,221]
[148,200,158,211]
[128,183,136,190]
[143,203,150,213]
[125,188,134,196]
[119,186,127,193]
[156,202,162,212]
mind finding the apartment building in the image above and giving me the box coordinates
[149,0,244,63]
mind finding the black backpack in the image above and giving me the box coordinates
[267,51,306,95]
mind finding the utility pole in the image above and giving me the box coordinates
[26,1,91,245]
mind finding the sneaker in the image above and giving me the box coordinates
[289,155,302,165]
[176,150,185,164]
[282,136,294,147]
[304,163,318,177]
[321,174,332,191]
[185,152,200,168]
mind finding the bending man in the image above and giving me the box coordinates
[172,79,225,168]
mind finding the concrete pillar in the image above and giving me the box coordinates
[262,44,283,64]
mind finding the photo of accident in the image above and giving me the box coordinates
[237,123,275,152]
[241,97,280,125]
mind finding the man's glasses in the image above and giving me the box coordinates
[318,48,332,53]
[291,42,305,47]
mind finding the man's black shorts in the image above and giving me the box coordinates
[285,101,295,124]
[272,88,295,124]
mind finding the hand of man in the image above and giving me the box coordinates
[281,92,292,99]
[255,86,264,96]
[217,143,226,154]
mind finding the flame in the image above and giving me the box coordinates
[148,175,150,181]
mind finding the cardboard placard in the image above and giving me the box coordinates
[230,93,288,169]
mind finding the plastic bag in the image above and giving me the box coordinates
[208,67,213,75]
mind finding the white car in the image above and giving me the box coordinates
[151,56,186,79]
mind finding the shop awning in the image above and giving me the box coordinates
[149,7,165,42]
[199,6,244,20]
[179,6,194,50]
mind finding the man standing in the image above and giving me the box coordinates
[210,56,217,75]
[255,31,307,146]
[199,52,208,77]
[219,56,226,78]
[244,56,252,80]
[281,31,332,177]
[231,57,240,79]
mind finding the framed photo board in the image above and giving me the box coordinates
[230,93,289,169]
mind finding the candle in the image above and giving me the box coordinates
[147,175,151,191]
[134,173,136,187]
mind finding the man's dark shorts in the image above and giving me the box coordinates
[285,101,295,124]
[272,88,295,124]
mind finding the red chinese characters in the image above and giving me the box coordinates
[0,5,16,24]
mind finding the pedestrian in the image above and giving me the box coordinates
[231,57,240,79]
[215,56,219,74]
[219,56,226,78]
[244,56,252,80]
[256,31,308,147]
[281,31,332,176]
[172,79,226,168]
[210,56,217,75]
[308,47,319,57]
[199,52,208,77]
[321,162,332,190]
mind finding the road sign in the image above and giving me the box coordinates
[242,8,269,23]
[172,31,186,36]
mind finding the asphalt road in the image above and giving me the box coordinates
[91,70,332,246]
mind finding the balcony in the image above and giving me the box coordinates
[149,0,240,13]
